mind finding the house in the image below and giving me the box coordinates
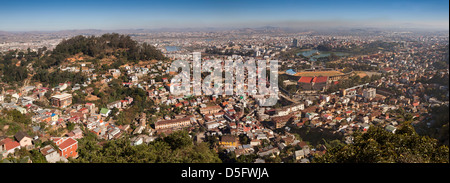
[107,101,122,109]
[219,135,238,147]
[271,114,292,129]
[108,127,121,140]
[250,138,261,146]
[40,145,67,163]
[322,114,333,120]
[66,128,83,139]
[257,146,280,157]
[205,121,220,130]
[360,123,370,131]
[0,138,21,158]
[100,108,111,117]
[51,113,58,122]
[51,137,78,159]
[294,150,305,160]
[200,105,222,115]
[16,106,27,114]
[14,131,33,148]
[130,136,144,146]
[306,112,318,120]
[133,126,146,135]
[290,103,304,112]
[385,125,397,134]
[363,88,377,99]
[85,103,96,113]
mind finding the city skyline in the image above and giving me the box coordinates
[0,0,448,31]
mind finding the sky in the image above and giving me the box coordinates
[0,0,448,31]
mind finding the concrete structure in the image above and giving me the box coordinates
[155,116,193,130]
[51,137,78,159]
[363,88,377,99]
[199,105,222,115]
[40,145,68,163]
[14,131,33,148]
[50,93,72,108]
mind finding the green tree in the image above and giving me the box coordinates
[313,123,449,163]
[164,130,193,150]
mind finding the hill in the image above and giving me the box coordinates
[35,33,166,69]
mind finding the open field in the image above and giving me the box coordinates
[354,71,368,78]
[354,71,382,78]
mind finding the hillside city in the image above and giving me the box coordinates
[0,28,448,163]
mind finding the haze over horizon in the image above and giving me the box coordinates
[0,0,448,32]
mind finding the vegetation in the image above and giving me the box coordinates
[32,69,88,87]
[415,105,449,146]
[71,130,222,163]
[36,33,165,69]
[325,62,378,71]
[326,74,381,93]
[313,123,449,163]
[317,41,400,55]
[0,49,36,84]
[0,109,33,136]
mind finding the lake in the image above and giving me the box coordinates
[165,46,181,52]
[297,49,349,61]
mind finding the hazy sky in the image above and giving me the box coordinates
[0,0,448,31]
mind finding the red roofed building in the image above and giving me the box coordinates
[175,103,183,108]
[243,126,252,132]
[51,137,78,159]
[298,76,313,83]
[298,76,328,91]
[312,76,328,91]
[312,76,327,83]
[0,138,21,158]
[298,76,313,90]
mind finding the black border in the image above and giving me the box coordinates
[1,163,448,182]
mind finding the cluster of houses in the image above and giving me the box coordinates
[1,35,448,163]
[0,79,138,162]
[0,130,78,162]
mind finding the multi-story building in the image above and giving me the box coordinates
[271,114,293,129]
[297,76,329,91]
[199,105,222,115]
[51,137,78,159]
[155,116,193,130]
[50,93,72,108]
[363,88,377,99]
[219,135,238,147]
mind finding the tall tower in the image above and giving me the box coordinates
[292,38,298,48]
[193,52,202,95]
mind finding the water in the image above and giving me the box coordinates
[297,49,349,61]
[165,46,181,52]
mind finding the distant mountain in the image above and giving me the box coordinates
[0,31,11,36]
[1,26,447,36]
